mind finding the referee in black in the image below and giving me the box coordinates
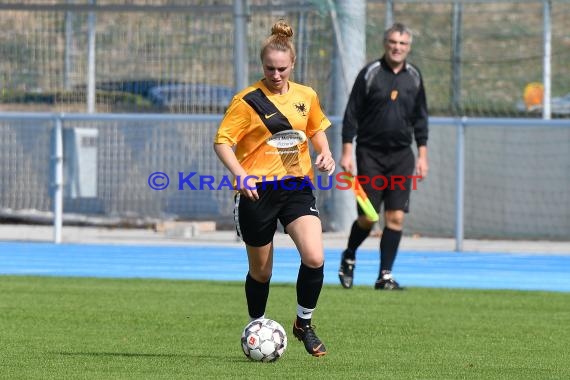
[338,22,429,290]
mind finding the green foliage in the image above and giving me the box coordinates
[1,276,569,380]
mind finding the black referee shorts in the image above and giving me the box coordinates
[356,146,415,214]
[233,178,320,247]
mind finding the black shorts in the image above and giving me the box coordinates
[356,146,415,214]
[233,178,320,247]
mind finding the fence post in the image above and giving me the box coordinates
[52,115,64,244]
[328,0,365,231]
[385,0,393,28]
[542,0,552,120]
[454,117,466,252]
[451,2,463,114]
[87,0,96,113]
[233,0,248,93]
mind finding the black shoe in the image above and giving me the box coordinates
[374,273,404,290]
[338,250,355,289]
[292,320,327,357]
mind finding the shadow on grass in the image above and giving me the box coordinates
[52,351,245,362]
[53,351,185,358]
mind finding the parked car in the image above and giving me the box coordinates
[148,83,235,113]
[94,80,161,97]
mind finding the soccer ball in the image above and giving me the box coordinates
[241,318,287,362]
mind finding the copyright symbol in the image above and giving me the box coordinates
[148,172,169,190]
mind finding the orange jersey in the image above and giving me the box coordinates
[214,80,331,182]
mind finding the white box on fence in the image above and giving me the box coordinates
[63,127,98,198]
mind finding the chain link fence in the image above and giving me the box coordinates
[1,0,569,116]
[1,0,569,240]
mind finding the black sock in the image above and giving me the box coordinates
[380,227,402,275]
[296,263,324,326]
[346,221,371,258]
[296,315,314,328]
[245,272,270,319]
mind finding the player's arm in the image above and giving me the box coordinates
[305,90,335,175]
[213,143,259,201]
[213,97,259,200]
[310,130,335,175]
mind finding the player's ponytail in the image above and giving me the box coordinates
[260,20,296,62]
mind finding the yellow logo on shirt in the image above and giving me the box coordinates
[391,90,398,101]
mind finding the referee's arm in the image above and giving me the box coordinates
[413,80,429,179]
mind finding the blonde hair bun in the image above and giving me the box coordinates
[259,20,296,62]
[271,20,293,39]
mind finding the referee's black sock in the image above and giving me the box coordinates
[245,272,270,320]
[380,227,402,275]
[346,221,371,259]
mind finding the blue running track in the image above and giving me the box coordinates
[1,242,569,292]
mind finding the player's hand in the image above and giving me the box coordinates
[239,175,259,201]
[315,151,336,175]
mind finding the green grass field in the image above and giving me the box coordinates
[1,275,568,379]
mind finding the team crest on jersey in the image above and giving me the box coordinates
[293,102,308,117]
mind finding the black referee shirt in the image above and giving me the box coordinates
[342,57,428,150]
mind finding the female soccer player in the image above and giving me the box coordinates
[213,20,334,357]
